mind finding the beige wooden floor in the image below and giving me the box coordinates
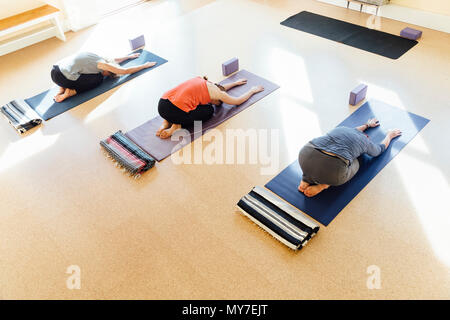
[0,0,449,299]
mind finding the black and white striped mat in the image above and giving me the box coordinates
[237,186,319,250]
[1,99,42,134]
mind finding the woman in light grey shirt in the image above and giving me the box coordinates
[51,51,156,102]
[298,118,401,197]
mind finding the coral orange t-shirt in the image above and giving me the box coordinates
[162,77,211,113]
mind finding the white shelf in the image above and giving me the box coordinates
[0,24,59,56]
[0,8,65,56]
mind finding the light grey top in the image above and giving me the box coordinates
[310,126,386,162]
[57,52,104,81]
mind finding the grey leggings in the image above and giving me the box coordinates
[298,142,359,186]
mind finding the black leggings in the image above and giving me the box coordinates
[158,98,214,128]
[51,65,104,93]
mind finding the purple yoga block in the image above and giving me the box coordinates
[129,35,145,50]
[400,27,422,40]
[222,57,239,76]
[349,84,368,106]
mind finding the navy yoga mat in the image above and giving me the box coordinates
[265,100,430,226]
[25,50,168,120]
[125,70,279,161]
[281,11,418,59]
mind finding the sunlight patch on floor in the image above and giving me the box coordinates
[279,96,321,160]
[363,82,430,155]
[364,82,405,109]
[269,47,314,105]
[0,131,60,173]
[84,87,133,123]
[394,153,450,266]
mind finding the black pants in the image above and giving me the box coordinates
[51,65,104,93]
[158,98,214,128]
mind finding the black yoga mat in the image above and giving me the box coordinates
[281,11,418,59]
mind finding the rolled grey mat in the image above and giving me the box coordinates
[1,99,42,134]
[236,186,319,250]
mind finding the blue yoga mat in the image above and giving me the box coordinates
[265,100,430,226]
[25,50,168,120]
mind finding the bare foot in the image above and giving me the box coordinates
[159,124,181,139]
[54,87,66,101]
[156,119,171,136]
[54,88,77,102]
[298,180,310,193]
[304,184,330,197]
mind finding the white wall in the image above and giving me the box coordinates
[318,0,450,33]
[391,0,450,16]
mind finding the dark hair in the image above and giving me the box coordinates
[215,83,226,92]
[214,83,226,106]
[108,71,118,78]
[203,76,225,106]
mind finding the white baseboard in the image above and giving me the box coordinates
[317,0,450,33]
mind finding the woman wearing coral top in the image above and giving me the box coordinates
[156,76,264,138]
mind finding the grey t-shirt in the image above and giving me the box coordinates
[58,52,104,81]
[310,126,386,162]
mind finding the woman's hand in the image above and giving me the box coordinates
[387,129,402,139]
[367,118,380,128]
[219,85,264,105]
[382,129,402,149]
[251,85,264,94]
[234,79,247,86]
[128,53,140,59]
[143,61,156,68]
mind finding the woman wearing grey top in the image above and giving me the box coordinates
[51,52,156,102]
[298,118,401,197]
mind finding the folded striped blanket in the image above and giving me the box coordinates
[1,99,42,134]
[100,130,155,178]
[237,186,319,250]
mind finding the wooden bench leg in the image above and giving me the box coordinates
[52,16,66,41]
[360,4,363,12]
[347,1,350,9]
